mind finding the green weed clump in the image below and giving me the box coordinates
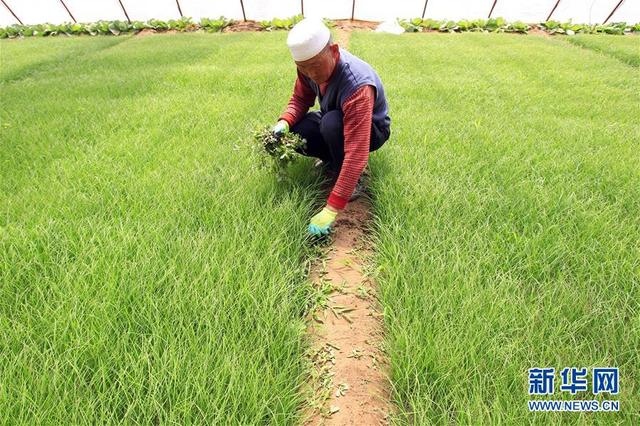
[253,126,306,180]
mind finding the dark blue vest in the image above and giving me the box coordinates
[303,48,391,131]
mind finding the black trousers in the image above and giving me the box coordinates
[291,110,390,171]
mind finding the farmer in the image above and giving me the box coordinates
[272,18,391,236]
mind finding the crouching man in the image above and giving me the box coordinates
[272,18,391,236]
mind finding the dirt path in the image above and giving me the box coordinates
[528,27,550,38]
[333,21,379,49]
[298,26,391,426]
[302,192,391,425]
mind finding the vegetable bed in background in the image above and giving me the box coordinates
[351,32,640,424]
[0,32,319,423]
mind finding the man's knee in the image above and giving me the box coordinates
[291,111,321,139]
[319,110,343,143]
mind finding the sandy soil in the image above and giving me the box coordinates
[528,27,550,37]
[223,20,264,32]
[301,183,392,425]
[135,28,179,37]
[333,19,380,31]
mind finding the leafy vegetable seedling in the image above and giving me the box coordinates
[253,126,306,180]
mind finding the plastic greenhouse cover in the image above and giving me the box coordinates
[612,0,640,23]
[0,0,637,27]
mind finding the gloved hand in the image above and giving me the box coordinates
[271,120,289,139]
[308,207,337,236]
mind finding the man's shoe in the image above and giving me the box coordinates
[314,159,338,181]
[349,175,367,201]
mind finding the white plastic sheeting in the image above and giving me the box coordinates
[0,5,17,25]
[300,0,352,20]
[0,0,637,27]
[5,0,69,25]
[551,0,623,23]
[61,0,128,23]
[424,0,494,21]
[613,0,640,22]
[492,0,554,22]
[122,0,181,21]
[178,0,245,21]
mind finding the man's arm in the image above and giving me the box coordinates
[279,70,316,127]
[327,85,375,210]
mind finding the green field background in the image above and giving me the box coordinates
[354,32,640,424]
[563,34,640,67]
[1,32,321,424]
[2,31,639,424]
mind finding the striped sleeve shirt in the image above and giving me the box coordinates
[279,61,374,210]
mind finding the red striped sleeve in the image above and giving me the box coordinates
[279,70,316,127]
[327,85,375,210]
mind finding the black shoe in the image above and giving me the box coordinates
[314,159,338,180]
[349,175,367,201]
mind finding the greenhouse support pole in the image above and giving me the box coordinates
[488,0,498,18]
[421,0,429,19]
[1,0,22,25]
[351,0,355,20]
[58,0,77,23]
[546,0,561,21]
[117,0,131,23]
[175,0,183,17]
[239,0,246,22]
[603,0,625,24]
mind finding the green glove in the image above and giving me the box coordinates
[271,120,289,138]
[308,207,337,236]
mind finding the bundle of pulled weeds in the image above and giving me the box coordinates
[253,126,306,180]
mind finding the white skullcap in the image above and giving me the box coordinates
[287,18,331,62]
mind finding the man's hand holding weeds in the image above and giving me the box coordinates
[271,120,289,139]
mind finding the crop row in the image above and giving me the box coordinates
[0,16,231,38]
[399,17,640,35]
[0,15,335,38]
[1,15,638,39]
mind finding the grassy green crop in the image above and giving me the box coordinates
[3,29,639,425]
[350,32,639,424]
[564,34,640,67]
[1,32,322,423]
[0,35,129,81]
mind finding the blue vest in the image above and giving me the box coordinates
[303,48,391,131]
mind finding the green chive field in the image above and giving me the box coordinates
[1,32,320,423]
[2,31,639,424]
[563,34,640,67]
[357,33,640,424]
